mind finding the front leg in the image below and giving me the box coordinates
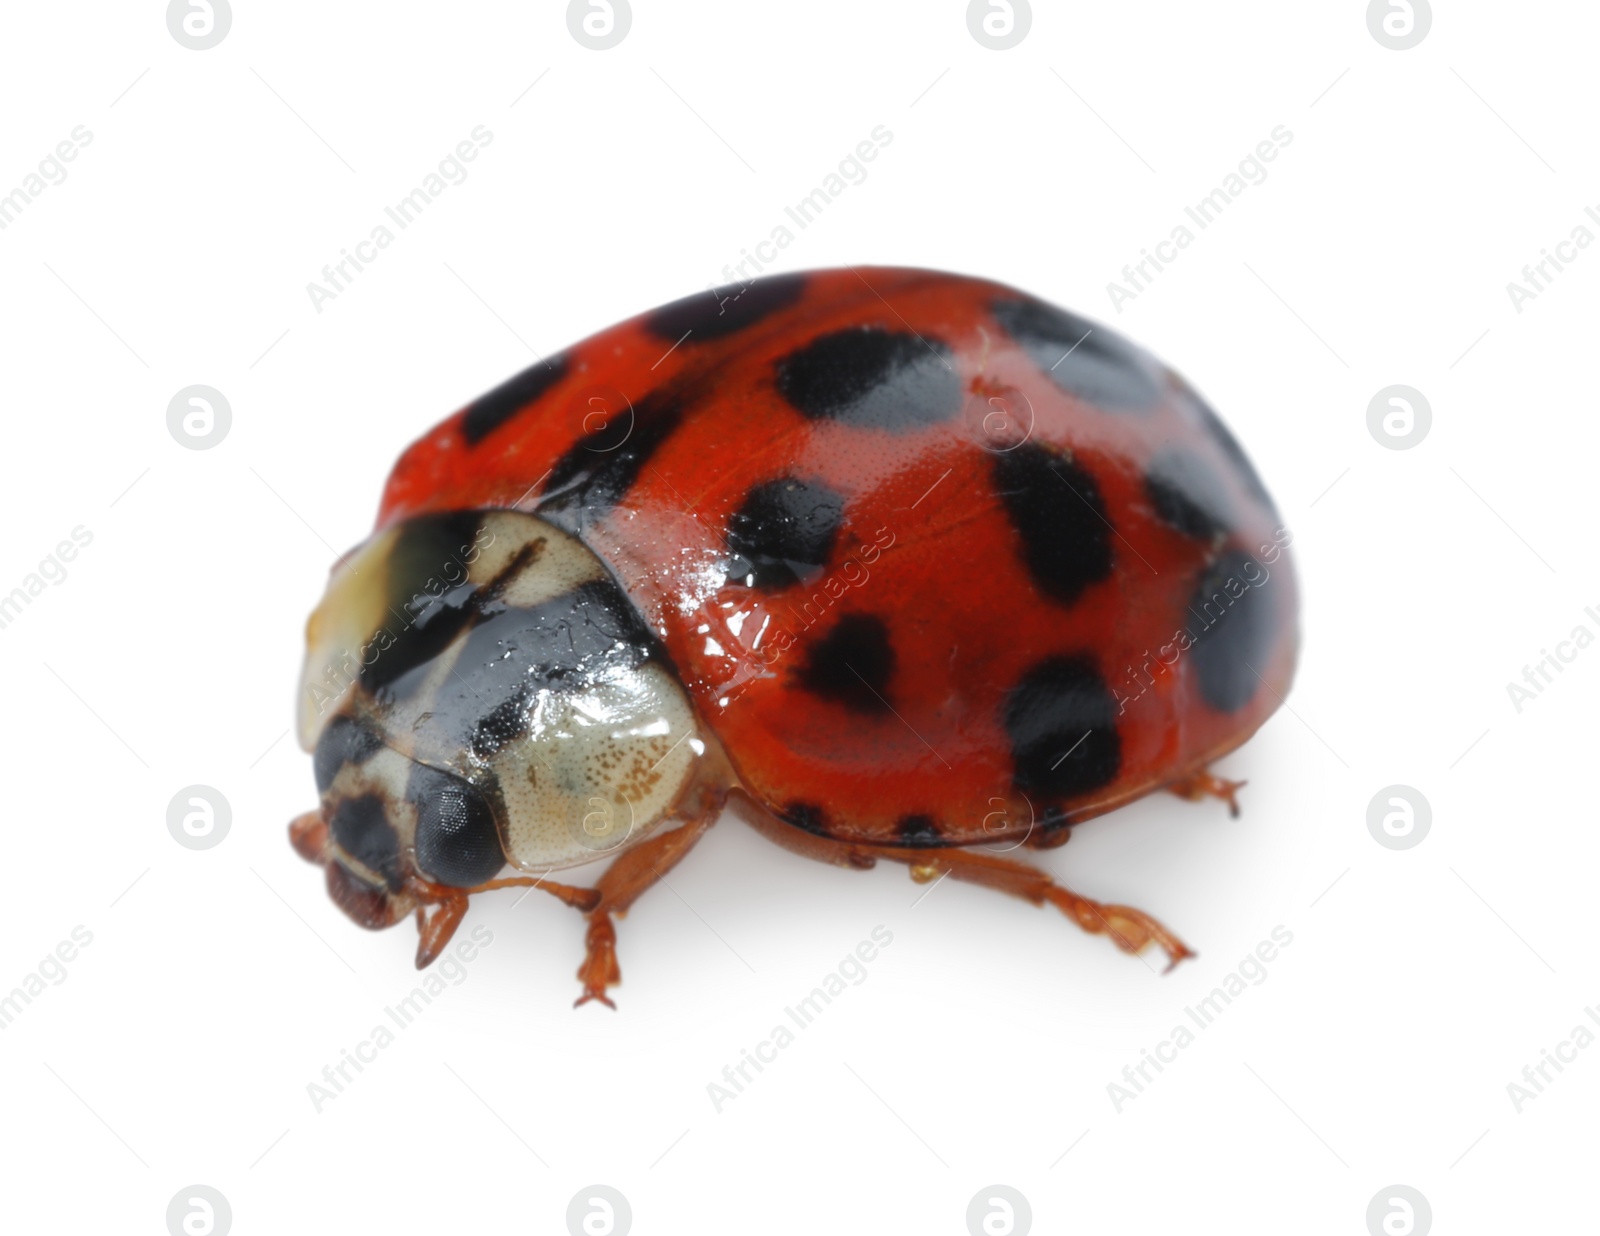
[575,812,719,1008]
[405,873,601,968]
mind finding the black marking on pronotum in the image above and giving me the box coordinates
[993,443,1114,606]
[1003,655,1122,799]
[468,683,534,761]
[724,475,846,590]
[461,579,654,687]
[1187,549,1278,713]
[313,715,385,795]
[407,764,506,888]
[539,391,684,530]
[775,327,961,432]
[361,512,487,702]
[473,538,544,607]
[426,577,659,755]
[329,794,404,890]
[644,272,808,343]
[990,297,1161,411]
[461,353,570,445]
[361,577,478,701]
[1145,449,1234,541]
[794,613,895,714]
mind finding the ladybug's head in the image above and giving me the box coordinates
[287,712,494,940]
[287,509,703,964]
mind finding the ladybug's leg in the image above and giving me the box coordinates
[404,874,601,970]
[575,812,719,1009]
[1166,768,1247,818]
[893,846,1194,971]
[738,799,1193,971]
[413,894,468,969]
[473,874,600,911]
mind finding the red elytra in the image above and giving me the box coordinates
[292,267,1299,1004]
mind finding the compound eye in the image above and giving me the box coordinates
[313,715,384,795]
[408,765,506,888]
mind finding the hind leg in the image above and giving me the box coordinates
[736,795,1193,971]
[1166,768,1247,818]
[896,846,1194,970]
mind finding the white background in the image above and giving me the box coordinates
[0,2,1593,1233]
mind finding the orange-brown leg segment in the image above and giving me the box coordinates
[735,794,1194,972]
[290,809,604,968]
[1166,769,1247,818]
[405,873,603,969]
[575,812,718,1009]
[413,894,468,969]
[472,874,600,912]
[901,847,1194,971]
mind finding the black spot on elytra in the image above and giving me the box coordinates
[794,614,895,714]
[329,794,403,890]
[313,715,385,795]
[725,476,845,590]
[539,391,683,531]
[993,443,1114,606]
[779,803,831,837]
[360,512,487,701]
[1145,449,1234,541]
[1003,656,1122,800]
[645,273,807,343]
[776,327,961,432]
[1032,806,1077,845]
[461,354,570,445]
[1181,383,1278,515]
[991,297,1161,411]
[1187,550,1278,713]
[896,815,942,847]
[408,764,506,888]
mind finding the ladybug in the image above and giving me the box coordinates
[288,267,1298,1007]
